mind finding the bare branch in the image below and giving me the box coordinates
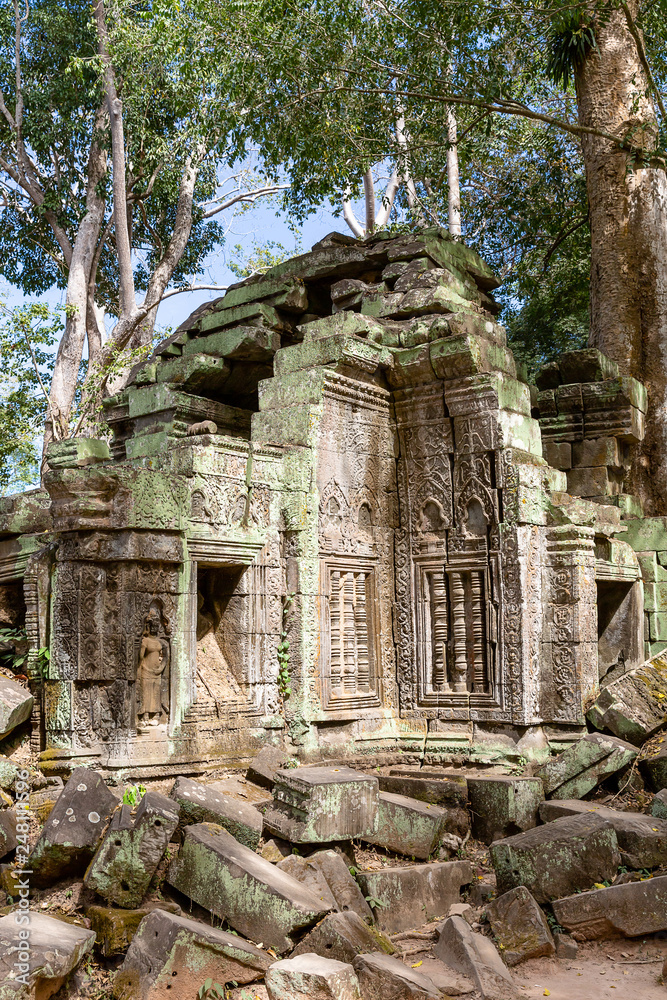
[95,0,136,320]
[201,184,289,219]
[342,184,365,237]
[160,283,229,301]
[363,169,375,233]
[619,0,667,124]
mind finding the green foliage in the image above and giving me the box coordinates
[365,894,388,910]
[0,627,28,674]
[0,302,61,494]
[197,980,225,1000]
[546,8,598,91]
[122,783,147,806]
[277,592,295,700]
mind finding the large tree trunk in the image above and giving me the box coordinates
[575,0,667,513]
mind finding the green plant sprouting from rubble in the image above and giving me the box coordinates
[277,592,295,699]
[197,980,225,1000]
[122,783,147,807]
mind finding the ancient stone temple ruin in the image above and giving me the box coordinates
[0,228,655,777]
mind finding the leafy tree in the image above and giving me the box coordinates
[0,302,61,492]
[0,0,286,454]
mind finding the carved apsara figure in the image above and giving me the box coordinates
[138,612,168,728]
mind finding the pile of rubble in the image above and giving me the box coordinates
[0,729,665,999]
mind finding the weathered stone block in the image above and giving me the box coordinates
[29,767,117,887]
[246,745,290,789]
[0,677,33,739]
[363,791,449,859]
[640,744,667,791]
[0,911,95,1000]
[277,854,338,910]
[379,774,469,838]
[29,777,63,823]
[306,849,374,923]
[0,755,18,790]
[356,859,472,933]
[484,886,555,966]
[543,440,572,470]
[552,874,667,940]
[169,777,262,849]
[86,901,182,957]
[85,791,179,908]
[264,767,379,843]
[587,654,667,745]
[0,809,17,860]
[559,348,619,385]
[434,916,520,1000]
[291,911,395,964]
[490,813,620,904]
[167,823,330,952]
[265,954,361,1000]
[535,732,637,798]
[651,788,667,818]
[113,908,271,1000]
[539,798,667,869]
[567,466,619,497]
[352,952,442,1000]
[467,775,544,844]
[572,436,623,469]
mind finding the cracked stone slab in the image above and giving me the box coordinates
[0,677,33,740]
[264,767,379,843]
[167,822,330,952]
[356,859,473,934]
[535,733,637,799]
[84,791,179,908]
[552,873,667,940]
[352,952,442,1000]
[291,911,395,965]
[113,908,272,1000]
[0,911,95,1000]
[434,915,521,1000]
[484,886,555,966]
[490,813,620,904]
[28,767,117,887]
[265,954,361,1000]
[170,776,262,849]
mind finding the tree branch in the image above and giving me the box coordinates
[342,184,365,237]
[201,183,289,219]
[619,0,667,125]
[95,0,135,320]
[160,283,229,301]
[363,168,375,233]
[542,215,588,270]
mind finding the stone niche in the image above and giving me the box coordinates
[0,229,650,774]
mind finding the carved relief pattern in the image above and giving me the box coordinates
[47,556,180,751]
[315,373,394,713]
[549,561,578,720]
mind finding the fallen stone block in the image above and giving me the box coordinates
[85,791,179,908]
[265,953,360,1000]
[554,932,578,959]
[0,809,17,859]
[490,813,620,904]
[113,908,271,1000]
[484,886,555,966]
[277,854,338,910]
[291,911,395,964]
[246,745,290,789]
[170,776,262,849]
[0,677,33,739]
[539,798,667,869]
[260,837,292,862]
[29,777,63,823]
[28,767,118,887]
[167,823,330,952]
[535,732,637,799]
[356,859,472,934]
[586,653,667,745]
[306,849,374,924]
[264,767,379,843]
[352,952,442,1000]
[0,755,18,790]
[650,788,667,818]
[640,744,667,791]
[467,775,544,844]
[363,791,450,859]
[0,911,95,1000]
[87,901,182,957]
[552,873,667,940]
[434,915,520,1000]
[379,773,469,837]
